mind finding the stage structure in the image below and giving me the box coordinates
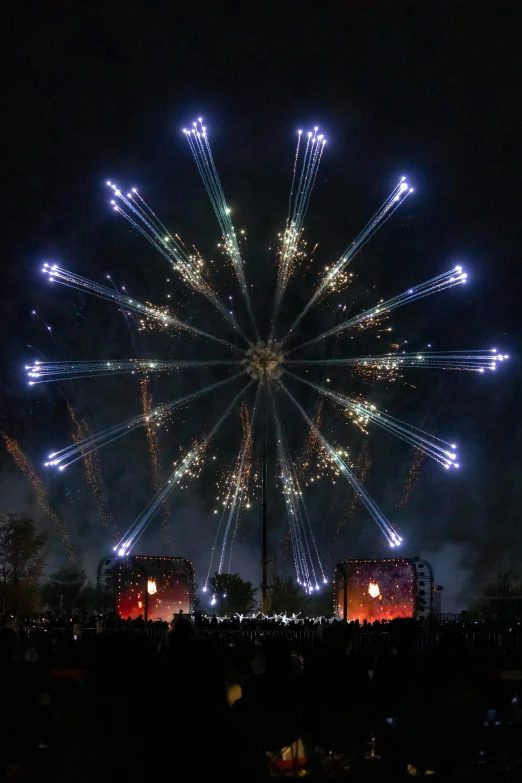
[97,554,195,621]
[335,557,436,622]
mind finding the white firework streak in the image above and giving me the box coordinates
[184,119,258,339]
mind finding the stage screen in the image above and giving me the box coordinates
[338,559,415,622]
[117,556,193,621]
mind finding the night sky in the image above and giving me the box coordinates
[1,2,521,610]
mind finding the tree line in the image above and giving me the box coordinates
[207,572,334,617]
[0,513,334,617]
[5,512,520,619]
[0,514,96,614]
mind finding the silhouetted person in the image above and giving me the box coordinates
[54,631,160,782]
[159,616,228,774]
[372,618,421,719]
[0,627,41,779]
[394,629,483,776]
[229,637,304,780]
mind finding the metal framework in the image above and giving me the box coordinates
[97,553,196,619]
[334,556,437,621]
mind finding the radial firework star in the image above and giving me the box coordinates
[29,117,508,594]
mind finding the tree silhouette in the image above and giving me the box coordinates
[268,575,308,615]
[40,567,90,613]
[0,514,46,613]
[474,570,522,617]
[207,572,257,615]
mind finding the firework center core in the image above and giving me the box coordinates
[243,341,285,381]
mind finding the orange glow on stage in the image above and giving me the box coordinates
[368,580,381,599]
[116,556,193,621]
[337,559,415,622]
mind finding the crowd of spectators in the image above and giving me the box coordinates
[1,612,522,780]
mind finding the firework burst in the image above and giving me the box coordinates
[29,118,508,592]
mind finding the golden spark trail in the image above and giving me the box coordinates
[271,388,325,589]
[41,264,243,353]
[210,392,259,581]
[107,178,251,344]
[140,378,170,544]
[116,381,252,554]
[184,120,258,339]
[297,401,323,483]
[281,179,413,342]
[271,127,326,337]
[286,370,459,469]
[277,379,402,546]
[287,267,468,352]
[68,406,118,538]
[1,433,77,562]
[205,399,258,588]
[46,372,245,469]
[226,401,256,571]
[336,446,372,536]
[396,450,425,509]
[297,402,350,486]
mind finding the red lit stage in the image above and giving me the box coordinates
[335,558,422,622]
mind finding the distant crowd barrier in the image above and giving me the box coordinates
[21,625,522,653]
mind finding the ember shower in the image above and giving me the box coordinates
[27,117,508,595]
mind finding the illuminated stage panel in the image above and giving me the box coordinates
[340,559,415,622]
[117,556,193,621]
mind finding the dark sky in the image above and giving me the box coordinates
[1,1,521,609]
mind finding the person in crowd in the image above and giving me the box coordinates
[158,615,229,774]
[0,627,43,779]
